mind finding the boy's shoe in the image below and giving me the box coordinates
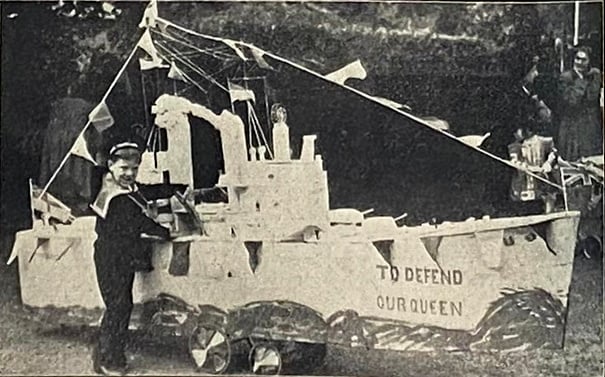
[95,364,128,376]
[92,348,129,376]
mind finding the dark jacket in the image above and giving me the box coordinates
[94,184,184,271]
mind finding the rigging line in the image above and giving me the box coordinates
[151,124,158,152]
[157,41,228,92]
[180,69,210,95]
[154,27,234,58]
[151,28,235,61]
[208,60,240,81]
[239,42,564,190]
[156,42,209,95]
[246,102,254,146]
[249,105,274,159]
[140,71,153,149]
[160,42,225,90]
[157,44,209,95]
[156,16,235,45]
[248,104,253,147]
[247,102,263,150]
[154,17,562,189]
[40,33,142,197]
[263,76,271,131]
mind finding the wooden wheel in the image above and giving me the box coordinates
[248,343,282,375]
[188,324,230,374]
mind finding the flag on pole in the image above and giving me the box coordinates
[138,29,167,70]
[560,166,594,187]
[138,0,158,29]
[325,59,367,85]
[88,101,114,132]
[223,39,247,60]
[249,45,273,70]
[228,82,256,103]
[70,133,97,164]
[138,29,161,60]
[168,61,187,82]
[372,96,406,109]
[139,58,169,71]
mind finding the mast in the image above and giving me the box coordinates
[573,1,580,46]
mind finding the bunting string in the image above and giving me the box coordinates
[40,32,143,197]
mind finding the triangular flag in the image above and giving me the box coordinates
[372,96,405,109]
[138,0,158,29]
[223,39,247,60]
[138,29,161,60]
[325,59,367,85]
[70,133,97,164]
[168,61,187,82]
[88,101,114,132]
[139,58,169,71]
[228,82,255,103]
[420,236,443,263]
[249,46,273,70]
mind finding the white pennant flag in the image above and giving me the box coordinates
[138,0,158,29]
[137,29,167,71]
[138,29,160,59]
[249,45,273,70]
[70,133,97,164]
[168,61,187,82]
[228,82,256,103]
[139,58,169,71]
[88,101,114,132]
[325,59,367,85]
[223,39,247,60]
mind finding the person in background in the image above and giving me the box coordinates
[91,140,184,375]
[555,46,602,161]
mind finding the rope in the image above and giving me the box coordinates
[151,28,235,61]
[153,16,562,190]
[249,105,273,159]
[247,102,263,149]
[236,40,565,190]
[156,40,227,92]
[140,70,153,149]
[40,33,143,197]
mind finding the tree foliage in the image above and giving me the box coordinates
[0,2,600,230]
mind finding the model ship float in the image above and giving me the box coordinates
[9,3,597,374]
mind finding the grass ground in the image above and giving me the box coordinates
[0,233,602,376]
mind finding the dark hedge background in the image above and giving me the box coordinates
[1,1,602,233]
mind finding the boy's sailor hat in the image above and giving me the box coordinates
[109,142,140,156]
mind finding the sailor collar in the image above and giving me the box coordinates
[90,172,140,219]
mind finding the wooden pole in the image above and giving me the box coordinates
[573,1,580,46]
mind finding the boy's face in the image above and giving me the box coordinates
[573,51,590,73]
[108,158,140,189]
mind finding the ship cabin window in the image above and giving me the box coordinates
[158,128,169,152]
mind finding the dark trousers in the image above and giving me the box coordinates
[94,249,135,367]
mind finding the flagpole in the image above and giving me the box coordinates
[39,34,143,198]
[560,167,570,212]
[573,1,580,46]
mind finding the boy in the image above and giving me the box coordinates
[91,141,181,375]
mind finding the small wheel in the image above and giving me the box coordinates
[503,235,515,246]
[525,232,537,242]
[249,343,282,375]
[188,324,230,374]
